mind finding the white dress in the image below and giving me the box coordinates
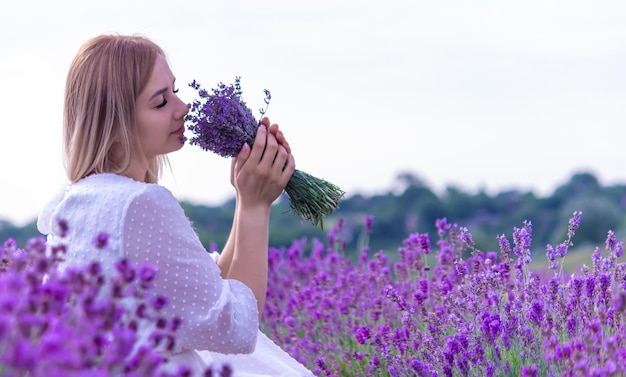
[37,173,314,377]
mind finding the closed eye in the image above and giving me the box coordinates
[156,98,168,108]
[156,89,179,109]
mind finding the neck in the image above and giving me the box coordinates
[123,158,150,183]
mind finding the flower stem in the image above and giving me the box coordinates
[284,169,345,229]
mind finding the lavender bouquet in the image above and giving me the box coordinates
[185,76,344,229]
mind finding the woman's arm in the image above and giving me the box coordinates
[123,187,259,354]
[224,120,295,317]
[216,205,237,278]
[217,119,292,290]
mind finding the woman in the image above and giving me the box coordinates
[37,34,314,376]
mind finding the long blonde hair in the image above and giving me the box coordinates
[64,34,168,183]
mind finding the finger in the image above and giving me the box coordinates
[269,124,291,154]
[280,154,296,184]
[272,145,290,172]
[233,142,251,174]
[258,129,279,169]
[260,117,271,128]
[276,130,291,154]
[236,142,251,161]
[249,125,268,163]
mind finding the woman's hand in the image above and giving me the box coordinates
[230,118,296,209]
[225,117,295,316]
[230,117,292,188]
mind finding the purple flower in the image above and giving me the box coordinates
[151,295,168,310]
[513,221,532,253]
[138,263,158,283]
[54,217,69,238]
[186,77,259,158]
[219,364,234,377]
[555,242,568,258]
[115,259,135,283]
[459,227,474,249]
[0,231,201,377]
[529,299,544,325]
[545,244,556,262]
[364,215,375,235]
[355,326,372,344]
[586,276,596,298]
[2,337,36,371]
[92,232,109,249]
[419,234,432,254]
[567,211,582,239]
[26,236,47,255]
[435,218,452,236]
[606,230,624,258]
[520,364,538,377]
[497,234,511,256]
[185,77,345,229]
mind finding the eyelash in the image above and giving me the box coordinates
[156,88,179,109]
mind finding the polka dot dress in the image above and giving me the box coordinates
[38,173,314,376]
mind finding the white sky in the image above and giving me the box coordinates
[1,0,625,226]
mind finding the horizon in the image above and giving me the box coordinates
[0,168,616,227]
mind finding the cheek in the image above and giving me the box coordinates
[135,113,172,150]
[136,112,160,136]
[135,115,158,148]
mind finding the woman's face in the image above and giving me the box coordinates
[134,54,188,161]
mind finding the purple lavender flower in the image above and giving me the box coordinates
[138,263,158,283]
[355,325,372,344]
[555,242,568,258]
[512,221,533,266]
[186,78,258,157]
[586,275,596,299]
[257,215,626,375]
[0,232,221,377]
[92,232,109,249]
[529,299,544,325]
[54,217,69,238]
[567,211,582,239]
[185,77,345,229]
[435,218,452,237]
[459,227,475,249]
[364,215,375,235]
[497,234,511,257]
[606,230,624,259]
[520,364,538,377]
[545,244,556,263]
[419,234,432,255]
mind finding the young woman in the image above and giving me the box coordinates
[37,34,314,376]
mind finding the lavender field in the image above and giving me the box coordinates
[261,213,626,376]
[1,212,625,376]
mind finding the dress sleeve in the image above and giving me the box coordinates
[122,186,259,354]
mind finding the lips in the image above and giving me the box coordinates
[172,125,185,135]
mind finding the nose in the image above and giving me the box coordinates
[174,95,189,120]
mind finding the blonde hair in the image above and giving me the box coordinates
[64,34,169,183]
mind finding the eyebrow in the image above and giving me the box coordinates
[149,79,177,101]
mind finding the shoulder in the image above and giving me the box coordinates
[44,174,180,229]
[73,173,160,194]
[69,173,171,202]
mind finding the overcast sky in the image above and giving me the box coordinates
[1,0,625,226]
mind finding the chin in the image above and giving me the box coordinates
[166,145,183,155]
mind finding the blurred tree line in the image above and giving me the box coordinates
[3,171,626,259]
